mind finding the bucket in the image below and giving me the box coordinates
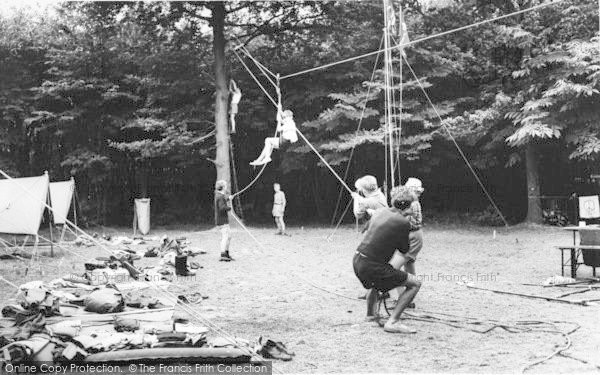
[135,198,151,235]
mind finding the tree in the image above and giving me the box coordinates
[0,9,53,176]
[445,0,599,222]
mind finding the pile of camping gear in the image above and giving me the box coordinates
[0,239,294,365]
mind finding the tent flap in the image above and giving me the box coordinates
[50,179,75,225]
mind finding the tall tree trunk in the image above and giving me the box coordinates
[211,2,231,190]
[525,143,542,223]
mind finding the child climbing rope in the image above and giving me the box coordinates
[250,106,297,166]
[229,80,242,133]
[272,182,289,236]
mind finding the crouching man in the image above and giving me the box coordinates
[352,190,422,334]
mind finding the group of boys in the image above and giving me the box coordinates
[223,80,423,332]
[214,176,425,333]
[352,176,425,334]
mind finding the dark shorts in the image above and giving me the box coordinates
[353,253,408,293]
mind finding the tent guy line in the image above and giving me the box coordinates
[401,54,509,227]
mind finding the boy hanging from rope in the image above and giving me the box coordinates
[229,80,242,133]
[250,106,297,166]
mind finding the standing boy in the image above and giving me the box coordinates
[400,177,424,276]
[272,183,288,236]
[214,180,233,261]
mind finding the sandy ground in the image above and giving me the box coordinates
[1,222,600,373]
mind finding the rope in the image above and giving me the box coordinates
[231,164,268,199]
[330,35,384,227]
[280,0,567,80]
[229,212,360,301]
[232,37,278,80]
[239,47,278,89]
[296,129,353,194]
[327,200,353,241]
[230,48,284,199]
[401,55,510,227]
[0,275,19,289]
[391,34,403,183]
[233,199,580,373]
[232,49,278,107]
[228,138,244,218]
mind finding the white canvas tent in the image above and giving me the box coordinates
[0,172,50,236]
[0,171,56,256]
[50,177,76,225]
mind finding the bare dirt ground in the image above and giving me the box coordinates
[1,222,600,373]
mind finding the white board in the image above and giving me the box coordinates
[135,198,151,235]
[579,195,600,219]
[0,174,49,235]
[49,179,75,225]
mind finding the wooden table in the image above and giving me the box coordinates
[558,226,600,278]
[560,226,581,278]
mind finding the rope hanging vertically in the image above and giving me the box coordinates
[229,49,281,199]
[401,55,509,227]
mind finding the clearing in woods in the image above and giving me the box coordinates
[1,223,599,373]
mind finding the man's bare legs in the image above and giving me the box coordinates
[383,274,421,333]
[365,288,379,318]
[389,251,409,299]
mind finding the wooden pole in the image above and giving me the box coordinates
[464,283,594,306]
[46,173,54,257]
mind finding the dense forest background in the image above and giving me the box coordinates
[2,0,600,226]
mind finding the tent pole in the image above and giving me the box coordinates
[47,186,54,257]
[71,177,78,227]
[133,202,137,237]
